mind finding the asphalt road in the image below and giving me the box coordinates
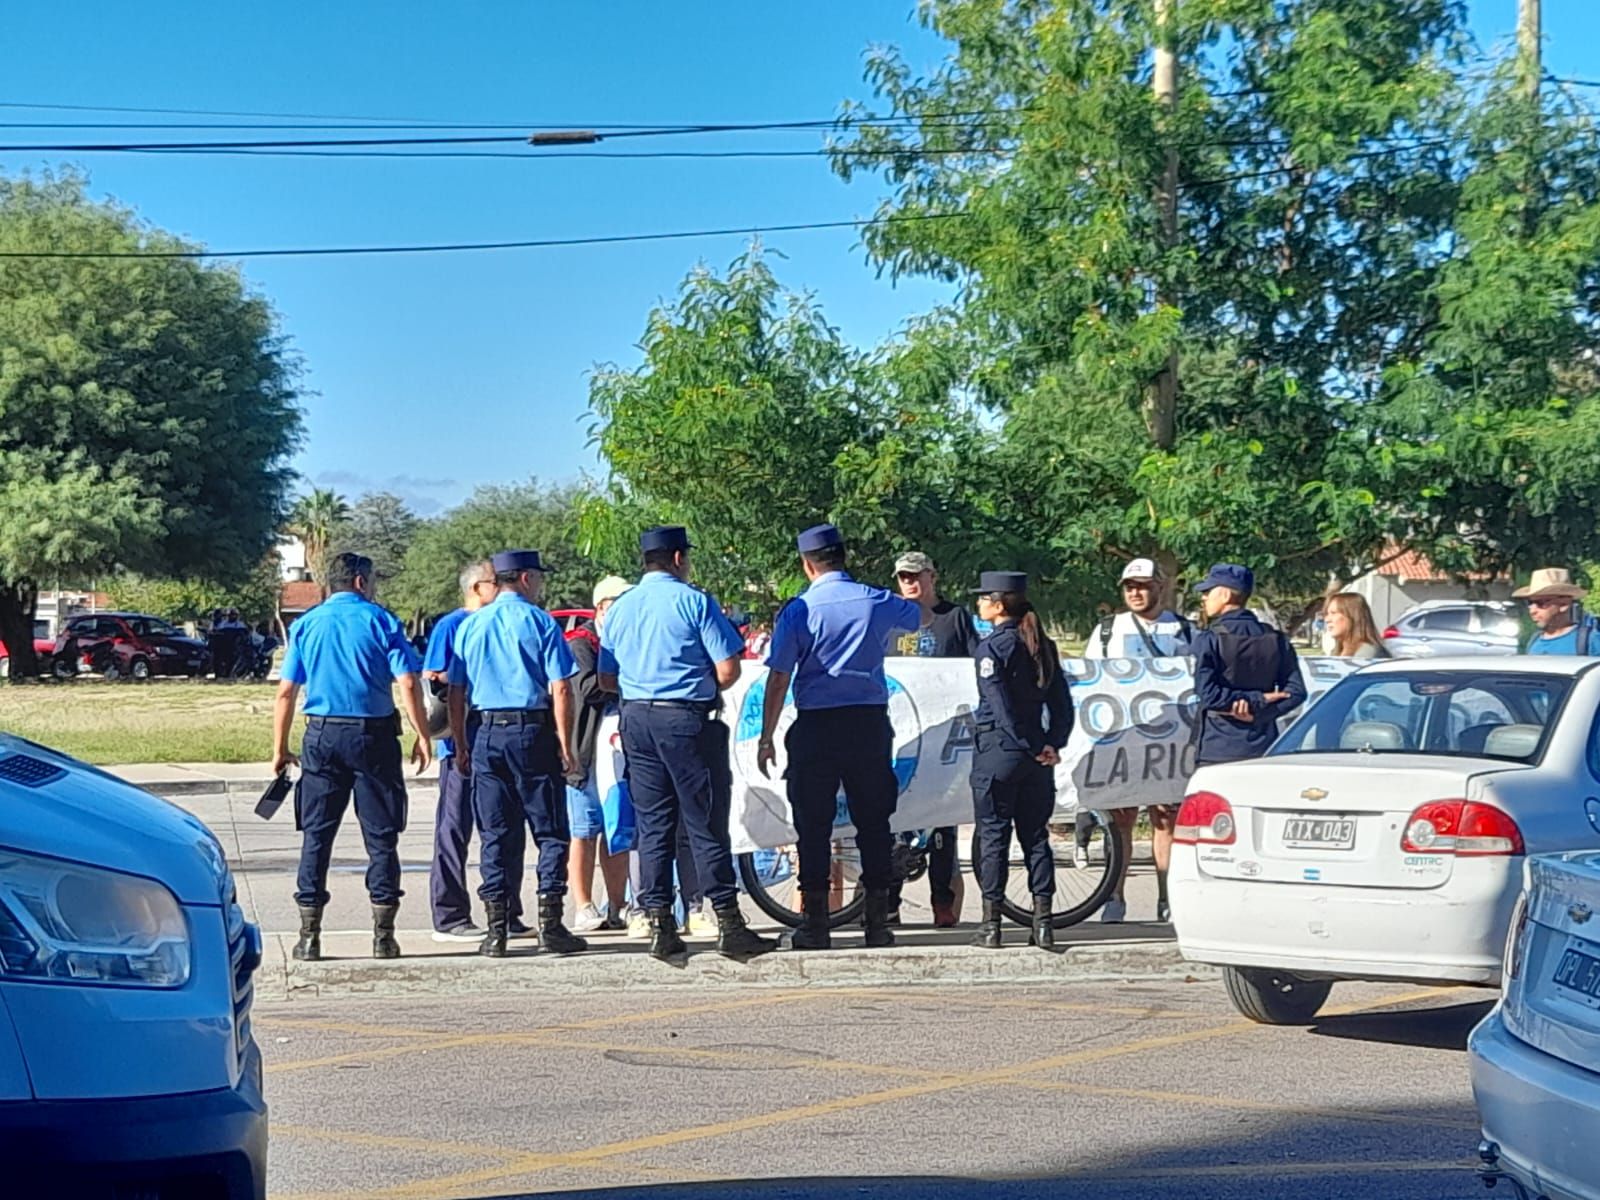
[258,978,1492,1200]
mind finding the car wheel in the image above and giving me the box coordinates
[129,657,151,681]
[1222,966,1333,1025]
[53,657,75,679]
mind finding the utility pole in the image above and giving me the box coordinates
[1147,0,1179,453]
[1518,0,1541,102]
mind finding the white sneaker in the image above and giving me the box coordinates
[685,908,718,937]
[1072,844,1090,870]
[431,923,485,943]
[570,902,605,933]
[627,908,652,939]
[1099,897,1127,924]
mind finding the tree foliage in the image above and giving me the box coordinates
[285,488,349,591]
[0,172,301,672]
[332,491,418,586]
[104,553,284,627]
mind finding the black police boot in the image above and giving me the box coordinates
[1030,894,1055,951]
[537,894,588,955]
[714,903,776,961]
[648,906,688,963]
[292,904,323,962]
[972,899,1004,950]
[372,903,401,960]
[785,890,832,951]
[863,888,896,949]
[1155,869,1172,924]
[480,900,509,959]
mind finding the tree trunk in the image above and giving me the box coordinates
[0,578,40,679]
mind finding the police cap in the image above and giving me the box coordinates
[1195,563,1254,596]
[973,570,1028,594]
[640,525,693,554]
[491,549,549,574]
[797,524,845,553]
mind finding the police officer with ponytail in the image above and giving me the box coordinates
[969,572,1073,950]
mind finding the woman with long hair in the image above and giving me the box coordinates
[969,571,1074,950]
[1325,592,1390,660]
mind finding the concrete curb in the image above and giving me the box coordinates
[257,936,1212,1001]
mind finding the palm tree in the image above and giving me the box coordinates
[286,489,350,597]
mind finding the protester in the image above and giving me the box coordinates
[889,549,977,928]
[566,575,633,933]
[969,572,1072,950]
[1515,568,1599,655]
[271,552,431,962]
[598,525,774,963]
[757,524,921,951]
[1324,592,1389,660]
[1081,557,1195,923]
[447,550,586,958]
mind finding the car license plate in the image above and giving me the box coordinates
[1282,816,1356,850]
[1553,946,1600,1001]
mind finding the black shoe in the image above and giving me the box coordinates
[538,894,588,955]
[508,916,535,938]
[372,903,401,960]
[1156,898,1172,924]
[785,890,831,951]
[480,901,509,958]
[648,906,688,962]
[973,899,1003,950]
[863,889,895,948]
[1030,895,1055,951]
[431,923,485,943]
[714,904,776,960]
[292,904,323,962]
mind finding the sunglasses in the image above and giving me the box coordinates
[897,571,926,582]
[1527,597,1567,609]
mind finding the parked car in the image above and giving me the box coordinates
[1382,599,1522,658]
[53,612,209,680]
[1171,656,1600,1024]
[1471,851,1600,1200]
[0,732,266,1197]
[0,619,56,678]
[549,607,597,644]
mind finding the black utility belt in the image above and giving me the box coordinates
[623,699,719,717]
[307,714,399,732]
[481,708,550,726]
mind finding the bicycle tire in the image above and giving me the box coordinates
[737,846,868,929]
[970,815,1126,929]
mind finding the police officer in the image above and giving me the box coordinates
[597,526,774,964]
[757,524,921,951]
[447,550,585,958]
[271,552,433,962]
[968,572,1073,951]
[1192,563,1306,767]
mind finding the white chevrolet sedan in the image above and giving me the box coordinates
[1171,656,1600,1025]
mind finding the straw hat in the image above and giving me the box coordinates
[1512,567,1588,600]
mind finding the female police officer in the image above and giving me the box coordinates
[969,571,1073,950]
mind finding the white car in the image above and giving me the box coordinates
[1171,656,1600,1025]
[1471,852,1600,1200]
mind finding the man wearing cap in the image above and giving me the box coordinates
[597,526,775,963]
[1083,557,1196,923]
[1191,563,1306,769]
[1515,568,1600,655]
[890,549,978,927]
[565,575,634,932]
[447,550,586,958]
[757,524,923,950]
[271,552,433,962]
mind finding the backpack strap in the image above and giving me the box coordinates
[1098,614,1117,655]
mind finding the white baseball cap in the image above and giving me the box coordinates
[1120,558,1161,583]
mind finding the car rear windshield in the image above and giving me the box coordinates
[1270,670,1575,763]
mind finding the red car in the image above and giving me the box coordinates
[549,608,597,644]
[52,612,210,680]
[0,620,56,678]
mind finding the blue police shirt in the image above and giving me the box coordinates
[765,572,920,710]
[448,592,576,710]
[280,591,420,718]
[423,606,472,757]
[597,571,746,702]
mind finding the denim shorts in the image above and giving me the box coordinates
[566,780,604,840]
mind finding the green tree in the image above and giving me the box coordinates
[285,488,349,593]
[105,553,284,627]
[387,480,611,623]
[332,491,417,587]
[585,251,990,609]
[0,173,301,675]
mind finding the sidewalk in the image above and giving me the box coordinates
[107,762,1192,1001]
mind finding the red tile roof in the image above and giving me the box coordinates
[280,580,322,612]
[1375,547,1507,583]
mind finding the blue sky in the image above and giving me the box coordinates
[1,2,1593,516]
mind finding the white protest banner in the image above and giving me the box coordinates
[594,656,1361,856]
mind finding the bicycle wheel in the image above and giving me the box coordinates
[970,814,1125,929]
[737,839,868,929]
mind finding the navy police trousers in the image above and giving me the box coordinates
[970,732,1055,903]
[294,716,408,907]
[785,705,897,894]
[469,715,569,903]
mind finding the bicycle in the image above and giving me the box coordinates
[735,810,1126,930]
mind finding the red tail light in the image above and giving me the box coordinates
[1174,790,1237,846]
[1401,799,1524,856]
[1382,625,1400,639]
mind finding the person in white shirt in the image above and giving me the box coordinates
[1081,558,1195,924]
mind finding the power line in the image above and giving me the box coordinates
[123,145,1017,162]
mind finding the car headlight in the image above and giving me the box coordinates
[0,850,191,988]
